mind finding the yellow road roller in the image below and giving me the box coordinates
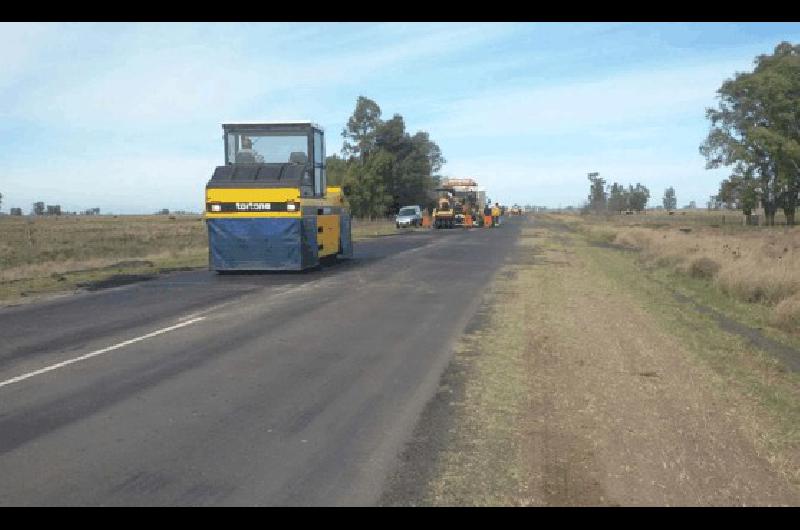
[205,121,352,271]
[433,191,456,229]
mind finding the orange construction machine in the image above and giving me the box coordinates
[437,178,485,228]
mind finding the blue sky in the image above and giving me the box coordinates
[2,22,800,213]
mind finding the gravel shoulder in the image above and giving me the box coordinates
[381,215,800,506]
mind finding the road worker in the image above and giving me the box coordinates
[492,202,501,227]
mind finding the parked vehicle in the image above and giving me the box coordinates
[396,205,423,228]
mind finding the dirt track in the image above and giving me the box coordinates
[383,215,800,506]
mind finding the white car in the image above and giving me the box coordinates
[396,205,422,228]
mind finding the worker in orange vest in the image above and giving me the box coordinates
[483,203,492,228]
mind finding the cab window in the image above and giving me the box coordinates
[313,130,326,196]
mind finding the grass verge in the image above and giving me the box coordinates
[386,215,800,505]
[1,216,409,305]
[582,234,800,482]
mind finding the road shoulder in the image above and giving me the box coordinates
[381,215,800,506]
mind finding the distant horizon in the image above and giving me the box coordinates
[2,22,800,213]
[0,204,744,216]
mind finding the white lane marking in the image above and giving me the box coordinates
[177,300,239,322]
[0,317,205,390]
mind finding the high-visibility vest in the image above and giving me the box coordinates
[492,207,500,217]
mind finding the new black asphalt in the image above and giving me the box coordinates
[0,219,521,506]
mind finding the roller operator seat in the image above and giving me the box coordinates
[289,152,308,165]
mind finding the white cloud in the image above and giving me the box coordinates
[0,23,789,213]
[424,57,752,140]
[10,23,518,132]
[418,53,760,207]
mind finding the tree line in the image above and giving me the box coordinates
[701,42,800,226]
[327,96,445,219]
[585,173,651,213]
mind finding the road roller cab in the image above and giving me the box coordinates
[205,121,352,271]
[433,192,456,229]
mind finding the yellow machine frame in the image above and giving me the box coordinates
[205,122,352,271]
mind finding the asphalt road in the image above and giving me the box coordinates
[0,219,522,506]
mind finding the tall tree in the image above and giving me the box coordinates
[336,96,445,218]
[728,165,760,223]
[607,182,627,213]
[628,183,650,212]
[717,168,759,219]
[750,42,800,225]
[390,130,445,211]
[375,114,409,155]
[663,187,677,210]
[701,42,800,225]
[342,149,394,219]
[374,114,410,210]
[326,154,348,186]
[717,178,737,209]
[341,96,382,161]
[587,173,607,213]
[415,131,445,175]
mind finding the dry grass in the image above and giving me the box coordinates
[772,294,800,331]
[0,215,208,304]
[614,228,799,304]
[0,215,207,283]
[1,215,401,276]
[0,214,403,304]
[560,212,800,334]
[404,219,800,505]
[584,209,794,229]
[351,218,401,238]
[423,270,531,505]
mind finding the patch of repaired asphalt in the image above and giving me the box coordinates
[78,273,158,291]
[79,266,207,290]
[379,292,492,506]
[157,266,202,274]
